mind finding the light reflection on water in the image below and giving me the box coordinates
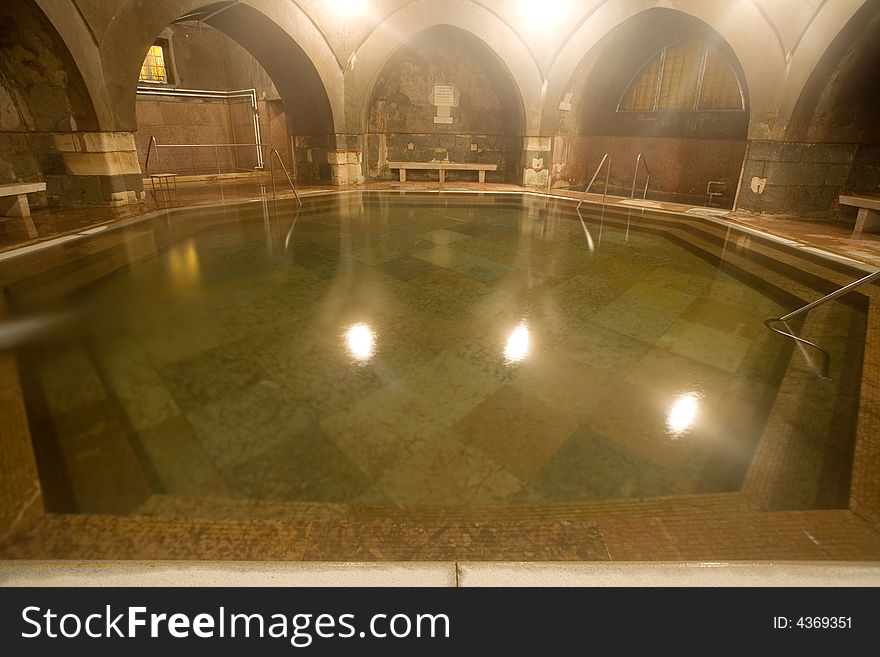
[666,391,702,439]
[344,322,376,363]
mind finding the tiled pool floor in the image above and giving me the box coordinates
[4,193,866,520]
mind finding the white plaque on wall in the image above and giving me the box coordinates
[433,116,453,124]
[433,85,455,107]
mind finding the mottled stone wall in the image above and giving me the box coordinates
[551,135,746,207]
[846,144,880,197]
[133,24,295,177]
[735,141,857,216]
[47,131,144,206]
[364,26,523,184]
[0,0,110,206]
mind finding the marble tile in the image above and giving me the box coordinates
[185,380,316,470]
[221,430,373,503]
[553,321,654,374]
[36,348,107,415]
[92,341,180,432]
[376,434,522,506]
[658,318,755,373]
[416,229,471,245]
[583,379,714,474]
[320,387,438,479]
[375,255,440,282]
[626,347,732,407]
[395,353,503,427]
[455,384,579,481]
[517,426,675,501]
[137,416,230,497]
[158,339,269,410]
[413,246,510,283]
[52,401,152,514]
[510,349,610,422]
[680,296,768,339]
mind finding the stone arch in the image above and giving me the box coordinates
[773,0,873,140]
[360,24,527,183]
[0,0,100,135]
[543,0,783,139]
[99,0,342,134]
[344,0,542,135]
[545,7,752,205]
[0,0,107,205]
[784,0,880,144]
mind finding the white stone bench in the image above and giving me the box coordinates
[0,182,46,218]
[387,161,497,183]
[840,194,880,235]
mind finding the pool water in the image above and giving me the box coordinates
[7,193,865,514]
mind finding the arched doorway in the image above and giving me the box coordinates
[783,0,880,219]
[132,2,335,184]
[0,0,100,212]
[363,25,526,184]
[551,8,749,208]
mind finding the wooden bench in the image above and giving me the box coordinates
[387,161,497,183]
[0,181,46,218]
[840,195,880,235]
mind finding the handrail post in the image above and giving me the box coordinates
[144,136,158,175]
[272,148,303,206]
[631,153,651,201]
[577,153,611,210]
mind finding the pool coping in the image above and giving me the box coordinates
[1,191,879,563]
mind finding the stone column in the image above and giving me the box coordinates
[522,136,551,188]
[46,132,145,206]
[734,140,856,216]
[328,134,365,186]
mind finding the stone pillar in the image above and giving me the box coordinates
[735,140,856,216]
[328,134,364,186]
[522,136,551,188]
[46,132,145,207]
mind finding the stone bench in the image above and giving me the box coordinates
[387,161,497,183]
[840,194,880,235]
[0,181,46,218]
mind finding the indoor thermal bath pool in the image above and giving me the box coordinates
[1,192,879,561]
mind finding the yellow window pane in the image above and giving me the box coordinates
[657,41,703,110]
[698,48,743,110]
[139,44,167,83]
[619,56,661,111]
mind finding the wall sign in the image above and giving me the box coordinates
[433,85,455,107]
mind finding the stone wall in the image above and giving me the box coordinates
[736,141,857,216]
[364,26,523,184]
[133,24,295,177]
[551,135,746,207]
[0,0,124,207]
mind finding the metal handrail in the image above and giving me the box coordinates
[764,268,880,379]
[144,136,159,174]
[143,137,303,205]
[270,148,303,207]
[577,153,611,210]
[630,153,650,201]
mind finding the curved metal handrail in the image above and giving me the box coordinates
[270,147,303,207]
[764,318,830,379]
[630,153,650,201]
[577,153,611,210]
[144,136,159,175]
[764,268,880,379]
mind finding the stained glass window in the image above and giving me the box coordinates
[618,41,743,112]
[139,43,170,84]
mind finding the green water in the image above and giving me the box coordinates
[8,193,864,514]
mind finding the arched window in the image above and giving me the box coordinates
[139,39,173,84]
[618,40,743,112]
